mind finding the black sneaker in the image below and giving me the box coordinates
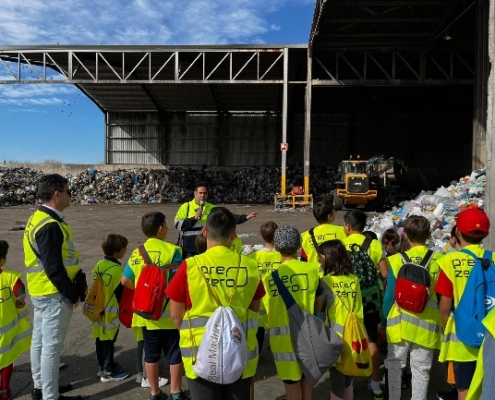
[150,391,165,400]
[168,391,190,400]
[436,389,458,400]
[31,384,73,400]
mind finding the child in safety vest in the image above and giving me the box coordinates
[0,240,31,400]
[92,234,130,382]
[301,200,346,266]
[434,206,493,400]
[319,239,364,400]
[379,215,443,400]
[342,210,385,399]
[264,225,322,400]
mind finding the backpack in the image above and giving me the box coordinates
[348,236,381,311]
[132,246,178,321]
[83,274,105,322]
[454,249,495,348]
[190,255,249,384]
[394,250,434,313]
[273,270,343,387]
[118,286,135,328]
[323,280,372,377]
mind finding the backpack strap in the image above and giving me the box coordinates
[309,228,318,251]
[272,269,296,309]
[420,250,434,268]
[460,249,493,271]
[400,252,411,263]
[138,245,153,265]
[361,235,373,253]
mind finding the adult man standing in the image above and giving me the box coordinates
[23,174,83,400]
[174,183,257,258]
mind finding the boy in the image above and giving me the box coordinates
[379,216,443,400]
[121,212,188,400]
[167,207,263,400]
[264,226,321,400]
[301,200,346,265]
[342,210,385,399]
[0,240,32,400]
[92,234,130,382]
[435,205,493,400]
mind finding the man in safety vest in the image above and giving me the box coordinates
[300,200,346,265]
[379,215,443,400]
[23,174,83,400]
[167,207,263,400]
[434,206,493,400]
[174,183,258,258]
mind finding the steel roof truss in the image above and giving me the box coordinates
[179,52,203,80]
[98,53,123,81]
[232,51,258,81]
[151,52,176,81]
[260,52,284,80]
[205,52,229,80]
[71,53,96,80]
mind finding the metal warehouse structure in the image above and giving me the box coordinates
[1,0,494,232]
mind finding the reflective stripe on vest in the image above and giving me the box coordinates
[0,310,29,335]
[331,321,344,335]
[92,319,120,331]
[388,313,442,334]
[259,309,267,316]
[0,327,32,355]
[268,326,290,336]
[273,351,298,362]
[443,332,462,343]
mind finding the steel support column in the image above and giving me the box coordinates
[304,52,312,198]
[472,0,490,169]
[485,0,495,249]
[281,48,289,197]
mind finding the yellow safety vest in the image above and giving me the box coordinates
[249,248,283,329]
[466,308,495,400]
[179,246,260,380]
[321,273,363,336]
[437,245,494,362]
[264,259,320,381]
[91,259,122,341]
[23,209,80,296]
[386,246,443,350]
[231,237,243,254]
[174,200,215,232]
[129,238,181,330]
[0,270,32,369]
[302,224,346,264]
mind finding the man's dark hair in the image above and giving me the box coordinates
[206,207,236,242]
[37,174,68,203]
[313,200,335,224]
[260,221,278,244]
[0,240,9,260]
[343,210,367,232]
[101,234,128,257]
[403,215,430,243]
[141,211,166,238]
[194,183,209,192]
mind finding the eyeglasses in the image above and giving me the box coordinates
[59,189,72,196]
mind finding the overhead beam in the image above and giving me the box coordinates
[327,1,447,6]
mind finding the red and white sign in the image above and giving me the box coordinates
[280,143,288,151]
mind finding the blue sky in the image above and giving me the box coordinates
[0,0,314,164]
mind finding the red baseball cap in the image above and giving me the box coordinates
[456,205,490,238]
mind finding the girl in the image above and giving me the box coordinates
[319,240,364,400]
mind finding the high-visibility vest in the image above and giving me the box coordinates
[386,246,443,350]
[344,233,383,267]
[302,224,346,264]
[264,259,320,381]
[91,259,122,341]
[0,270,32,369]
[321,273,364,337]
[128,238,181,330]
[24,209,80,296]
[174,200,214,235]
[437,245,494,362]
[231,237,243,254]
[466,308,495,400]
[179,246,260,380]
[249,248,283,329]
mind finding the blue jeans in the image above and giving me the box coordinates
[31,293,73,400]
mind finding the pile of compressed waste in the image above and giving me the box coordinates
[0,165,341,207]
[366,168,486,254]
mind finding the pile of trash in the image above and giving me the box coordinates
[0,165,342,207]
[366,168,487,254]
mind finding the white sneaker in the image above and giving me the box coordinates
[141,377,169,388]
[135,372,143,384]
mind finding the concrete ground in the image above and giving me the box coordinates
[1,203,452,399]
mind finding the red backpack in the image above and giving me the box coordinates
[119,286,135,328]
[132,246,178,320]
[394,250,434,314]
